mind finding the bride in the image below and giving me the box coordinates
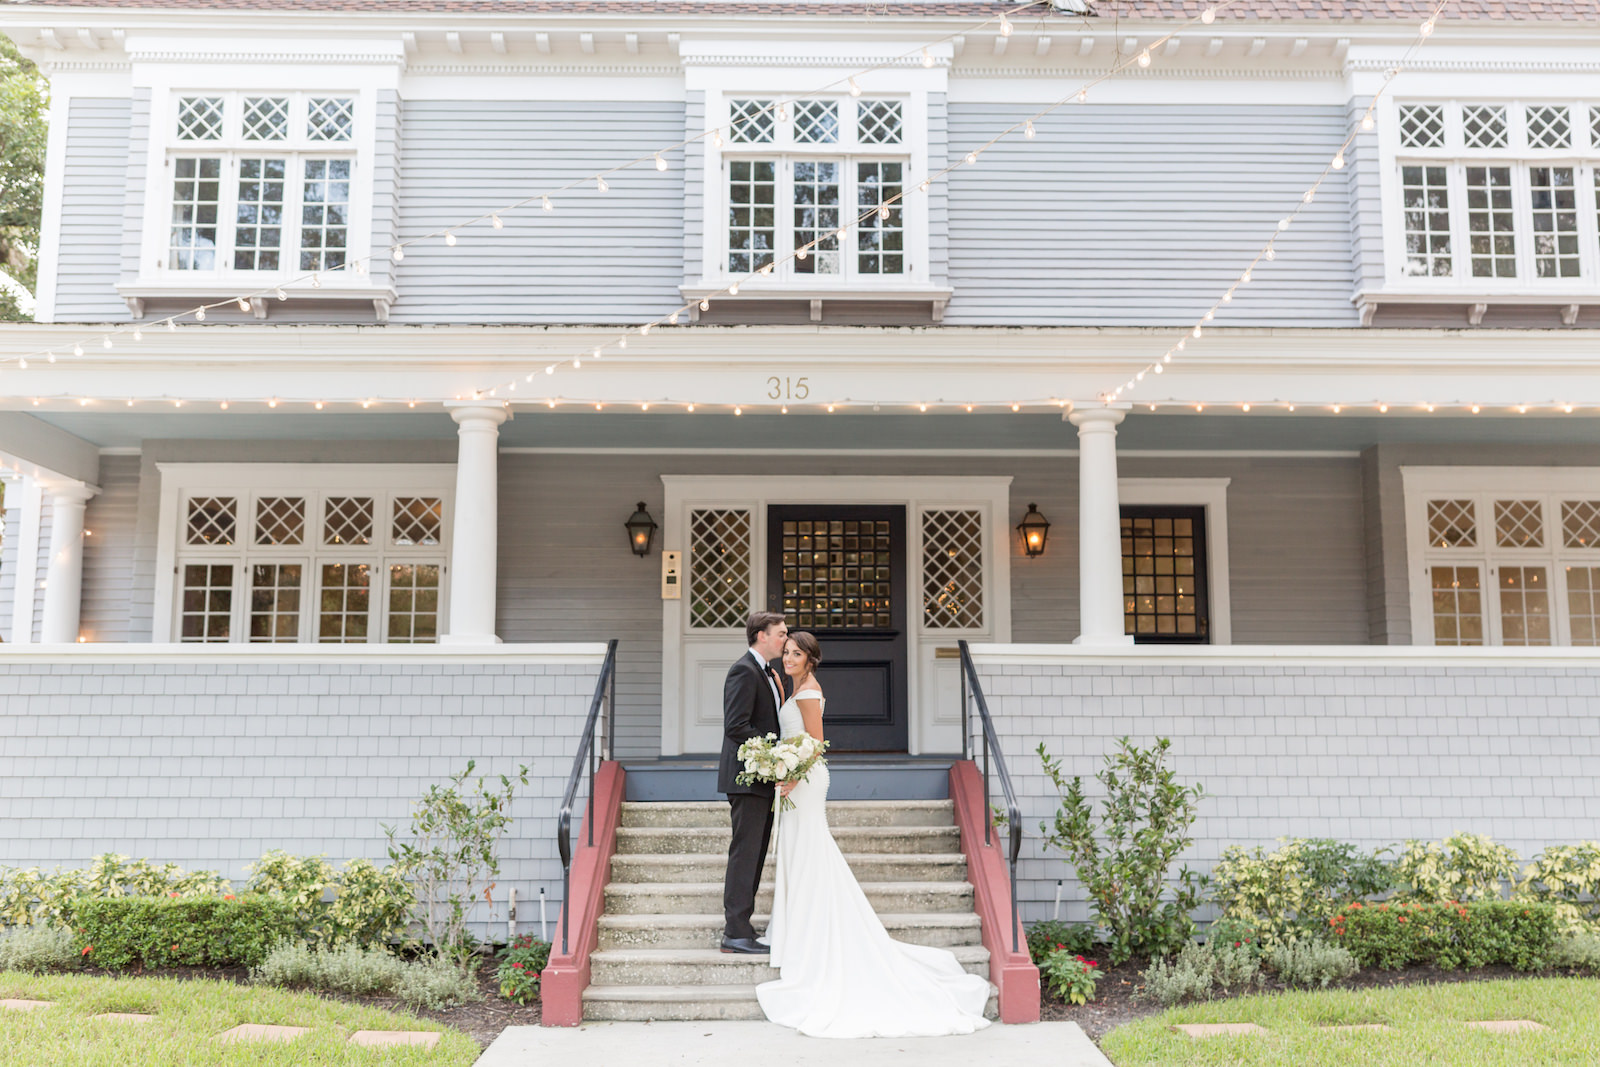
[755,631,992,1038]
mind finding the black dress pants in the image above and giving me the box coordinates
[724,791,776,940]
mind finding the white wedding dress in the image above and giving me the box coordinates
[755,689,992,1038]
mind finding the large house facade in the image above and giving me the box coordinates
[1,0,1598,958]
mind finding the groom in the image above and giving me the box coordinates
[718,610,789,954]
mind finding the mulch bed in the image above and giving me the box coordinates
[1041,957,1577,1041]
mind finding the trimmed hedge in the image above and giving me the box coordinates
[1329,899,1557,972]
[75,894,298,970]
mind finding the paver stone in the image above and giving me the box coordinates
[1466,1020,1547,1034]
[1172,1023,1267,1037]
[92,1012,154,1023]
[349,1030,442,1048]
[218,1023,312,1043]
[0,999,52,1012]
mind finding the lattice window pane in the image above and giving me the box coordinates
[1465,166,1516,278]
[1399,104,1444,148]
[177,96,224,141]
[856,160,904,275]
[1122,513,1206,639]
[180,563,234,642]
[255,496,305,546]
[307,97,355,141]
[857,100,903,145]
[1567,566,1600,646]
[727,160,776,274]
[781,518,892,629]
[922,510,983,629]
[388,562,440,643]
[1498,565,1551,645]
[728,99,775,144]
[323,497,374,546]
[688,509,752,630]
[318,562,371,642]
[186,496,237,546]
[249,562,302,642]
[169,157,221,270]
[1494,499,1545,548]
[392,497,443,546]
[242,96,289,141]
[793,100,839,144]
[1525,104,1571,149]
[1529,167,1580,279]
[1400,165,1452,277]
[1461,104,1508,149]
[1562,501,1600,549]
[1427,499,1477,548]
[300,158,350,271]
[1430,565,1483,646]
[793,160,840,275]
[1593,107,1600,151]
[234,157,286,271]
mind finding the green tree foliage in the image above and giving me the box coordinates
[0,34,46,321]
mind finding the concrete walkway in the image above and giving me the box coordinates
[475,1021,1115,1066]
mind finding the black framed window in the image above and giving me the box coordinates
[1121,506,1210,644]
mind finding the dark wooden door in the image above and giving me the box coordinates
[767,506,908,752]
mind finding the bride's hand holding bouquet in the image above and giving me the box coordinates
[735,732,829,812]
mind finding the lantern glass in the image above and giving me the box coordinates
[625,502,658,557]
[1017,503,1050,558]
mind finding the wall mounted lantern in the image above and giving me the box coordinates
[1017,503,1051,558]
[625,502,658,557]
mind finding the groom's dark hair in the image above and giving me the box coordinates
[745,611,785,647]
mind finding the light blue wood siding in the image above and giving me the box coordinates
[55,98,131,322]
[388,99,685,323]
[119,89,151,288]
[927,91,950,290]
[82,454,139,643]
[941,102,1358,326]
[1346,97,1385,299]
[0,495,18,642]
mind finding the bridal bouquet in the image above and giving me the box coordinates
[735,733,830,813]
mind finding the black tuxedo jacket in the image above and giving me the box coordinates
[717,652,789,795]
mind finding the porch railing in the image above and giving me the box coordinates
[957,639,1023,955]
[555,638,618,955]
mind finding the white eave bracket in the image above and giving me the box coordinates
[1354,289,1600,328]
[117,281,398,324]
[680,284,953,324]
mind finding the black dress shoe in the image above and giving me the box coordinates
[720,936,767,954]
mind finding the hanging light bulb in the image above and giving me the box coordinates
[268,397,278,407]
[167,318,177,331]
[669,311,680,325]
[1076,88,1088,103]
[352,259,366,274]
[1470,404,1481,414]
[965,151,978,165]
[1154,363,1164,374]
[728,282,739,296]
[444,231,457,246]
[1192,325,1203,338]
[776,102,787,121]
[1222,290,1234,303]
[1562,403,1575,413]
[220,400,229,410]
[640,323,651,336]
[101,337,113,350]
[1360,112,1375,131]
[573,357,582,368]
[391,245,404,262]
[546,365,555,375]
[1163,353,1173,363]
[1137,49,1151,68]
[1278,217,1292,231]
[19,357,27,368]
[1203,309,1215,321]
[1024,120,1035,139]
[596,176,609,192]
[133,328,142,341]
[918,178,931,193]
[735,405,743,416]
[617,338,627,349]
[1011,403,1020,412]
[797,247,808,260]
[542,195,554,211]
[1303,189,1316,204]
[922,47,935,68]
[1332,404,1342,414]
[126,398,133,406]
[195,307,206,321]
[759,262,774,275]
[236,298,251,313]
[1287,403,1295,411]
[699,299,710,311]
[1201,6,1216,23]
[998,12,1012,36]
[1194,403,1204,411]
[1265,245,1277,261]
[1241,270,1252,283]
[491,213,504,229]
[1420,18,1435,36]
[73,343,84,357]
[1242,403,1251,412]
[654,153,668,172]
[314,400,324,410]
[848,77,862,97]
[1332,152,1346,170]
[712,129,724,149]
[310,273,322,289]
[877,203,890,220]
[1379,403,1390,413]
[688,402,696,412]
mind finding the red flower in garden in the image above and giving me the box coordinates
[224,894,235,901]
[81,945,93,956]
[512,962,524,969]
[1398,917,1407,924]
[168,892,180,898]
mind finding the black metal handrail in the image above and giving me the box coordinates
[556,638,619,956]
[957,639,1023,956]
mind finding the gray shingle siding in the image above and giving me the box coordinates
[941,103,1357,326]
[54,98,132,322]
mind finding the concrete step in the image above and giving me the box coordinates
[582,983,1001,1023]
[597,912,984,951]
[615,825,960,856]
[619,799,955,829]
[588,945,991,987]
[604,880,975,916]
[609,852,968,884]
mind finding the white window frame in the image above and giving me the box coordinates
[1118,479,1233,646]
[153,464,453,644]
[1400,466,1600,647]
[1380,99,1600,293]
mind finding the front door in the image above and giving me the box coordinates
[767,506,908,752]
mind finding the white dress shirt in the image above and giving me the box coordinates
[749,647,784,711]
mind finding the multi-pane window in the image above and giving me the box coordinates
[167,92,356,274]
[175,488,445,643]
[1393,101,1600,284]
[1121,507,1210,643]
[720,96,911,282]
[1419,490,1600,646]
[687,508,753,630]
[778,518,893,629]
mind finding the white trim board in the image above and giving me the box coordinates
[0,642,607,663]
[969,642,1600,669]
[1119,477,1233,646]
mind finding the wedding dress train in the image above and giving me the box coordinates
[755,690,992,1038]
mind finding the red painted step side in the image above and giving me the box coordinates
[542,761,626,1026]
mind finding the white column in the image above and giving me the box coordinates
[39,480,97,644]
[1068,405,1134,647]
[442,402,509,645]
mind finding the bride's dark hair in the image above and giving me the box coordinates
[787,631,822,671]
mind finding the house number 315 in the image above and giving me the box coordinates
[767,376,810,400]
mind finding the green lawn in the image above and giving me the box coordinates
[1102,978,1600,1066]
[0,970,480,1066]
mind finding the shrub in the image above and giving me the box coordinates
[1212,838,1394,950]
[1267,938,1359,988]
[0,924,79,973]
[246,852,414,948]
[1026,920,1095,966]
[1516,843,1600,933]
[1550,929,1600,972]
[1039,948,1100,1005]
[74,894,297,970]
[1395,834,1519,904]
[1203,916,1264,958]
[385,761,529,968]
[253,939,408,996]
[1330,899,1557,971]
[1038,737,1206,965]
[1139,938,1260,1007]
[496,935,551,1004]
[0,855,231,928]
[395,953,483,1011]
